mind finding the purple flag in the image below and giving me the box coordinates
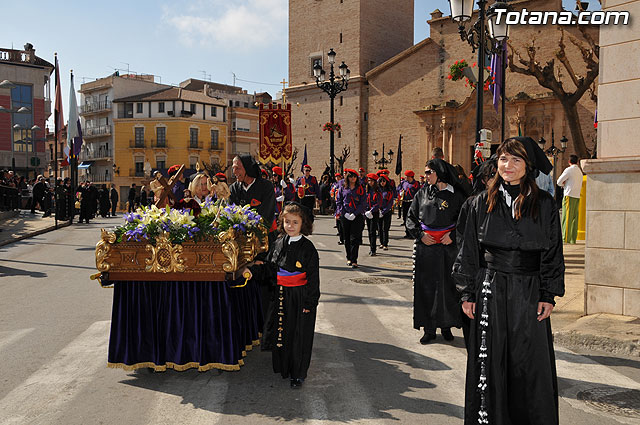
[490,40,507,114]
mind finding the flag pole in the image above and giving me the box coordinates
[501,41,506,143]
[54,53,59,229]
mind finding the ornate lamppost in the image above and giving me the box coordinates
[448,0,511,145]
[313,48,350,181]
[372,143,394,170]
[538,129,568,182]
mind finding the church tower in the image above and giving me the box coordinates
[287,0,414,172]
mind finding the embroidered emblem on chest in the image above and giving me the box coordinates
[439,200,449,210]
[295,261,303,269]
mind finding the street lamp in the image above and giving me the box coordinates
[314,48,350,182]
[372,143,394,170]
[448,0,511,145]
[538,129,568,182]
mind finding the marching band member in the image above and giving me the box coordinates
[365,173,382,256]
[272,166,295,215]
[336,169,366,268]
[331,172,345,245]
[400,170,421,238]
[296,165,319,215]
[377,174,394,251]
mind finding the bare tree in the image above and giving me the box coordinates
[507,1,599,158]
[335,145,351,174]
[283,147,299,178]
[202,160,230,177]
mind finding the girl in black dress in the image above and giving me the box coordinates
[244,202,320,388]
[453,137,564,425]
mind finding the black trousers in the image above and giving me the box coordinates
[300,196,315,215]
[128,199,135,212]
[366,215,379,253]
[336,217,344,243]
[111,201,117,216]
[397,202,402,218]
[402,201,412,234]
[340,214,364,263]
[378,211,392,247]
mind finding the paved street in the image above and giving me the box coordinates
[1,215,639,424]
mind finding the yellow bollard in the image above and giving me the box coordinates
[577,175,587,241]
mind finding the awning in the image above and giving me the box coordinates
[78,161,94,169]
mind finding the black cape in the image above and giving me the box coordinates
[452,190,564,425]
[229,178,276,230]
[406,184,466,331]
[249,235,320,379]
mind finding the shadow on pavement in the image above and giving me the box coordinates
[0,259,96,271]
[556,350,640,370]
[0,265,47,278]
[119,333,464,422]
[321,291,412,308]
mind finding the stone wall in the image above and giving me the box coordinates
[583,0,640,317]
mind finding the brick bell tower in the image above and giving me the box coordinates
[287,0,414,174]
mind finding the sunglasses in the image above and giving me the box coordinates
[424,170,435,175]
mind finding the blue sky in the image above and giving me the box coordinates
[3,0,597,108]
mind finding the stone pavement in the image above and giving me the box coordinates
[1,208,638,357]
[0,209,70,247]
[552,241,640,357]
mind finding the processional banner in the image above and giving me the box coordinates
[259,103,293,165]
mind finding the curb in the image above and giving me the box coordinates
[554,330,640,357]
[0,221,71,247]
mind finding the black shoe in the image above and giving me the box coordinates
[403,234,413,239]
[351,263,359,269]
[338,241,344,245]
[346,260,352,266]
[290,378,304,388]
[368,251,376,256]
[419,331,436,345]
[441,328,454,341]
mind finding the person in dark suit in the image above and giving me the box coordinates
[99,184,110,217]
[110,184,119,216]
[31,175,45,214]
[128,183,137,212]
[78,181,92,224]
[87,182,98,218]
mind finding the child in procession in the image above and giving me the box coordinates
[243,202,320,388]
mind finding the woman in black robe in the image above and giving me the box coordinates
[406,158,467,344]
[453,137,564,425]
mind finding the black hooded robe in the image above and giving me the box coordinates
[452,190,564,425]
[406,184,466,332]
[249,235,320,380]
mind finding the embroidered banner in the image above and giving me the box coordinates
[259,103,293,165]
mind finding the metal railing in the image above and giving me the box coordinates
[129,139,146,148]
[86,174,113,183]
[209,142,221,150]
[129,168,145,177]
[188,140,203,149]
[83,125,112,138]
[79,149,113,161]
[151,139,168,148]
[80,100,112,114]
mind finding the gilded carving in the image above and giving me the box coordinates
[144,233,186,273]
[218,228,239,273]
[96,229,117,272]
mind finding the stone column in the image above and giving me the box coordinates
[582,0,640,317]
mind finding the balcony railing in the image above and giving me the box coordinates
[86,174,113,183]
[188,141,203,149]
[80,100,112,115]
[209,142,221,151]
[129,139,146,148]
[151,139,168,148]
[79,149,113,161]
[129,168,145,177]
[83,125,112,138]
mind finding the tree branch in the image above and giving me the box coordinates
[556,29,581,88]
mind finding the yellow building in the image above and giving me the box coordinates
[112,86,227,200]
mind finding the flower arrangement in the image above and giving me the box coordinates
[448,60,494,92]
[114,200,265,244]
[322,122,342,132]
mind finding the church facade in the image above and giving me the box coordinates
[287,0,597,177]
